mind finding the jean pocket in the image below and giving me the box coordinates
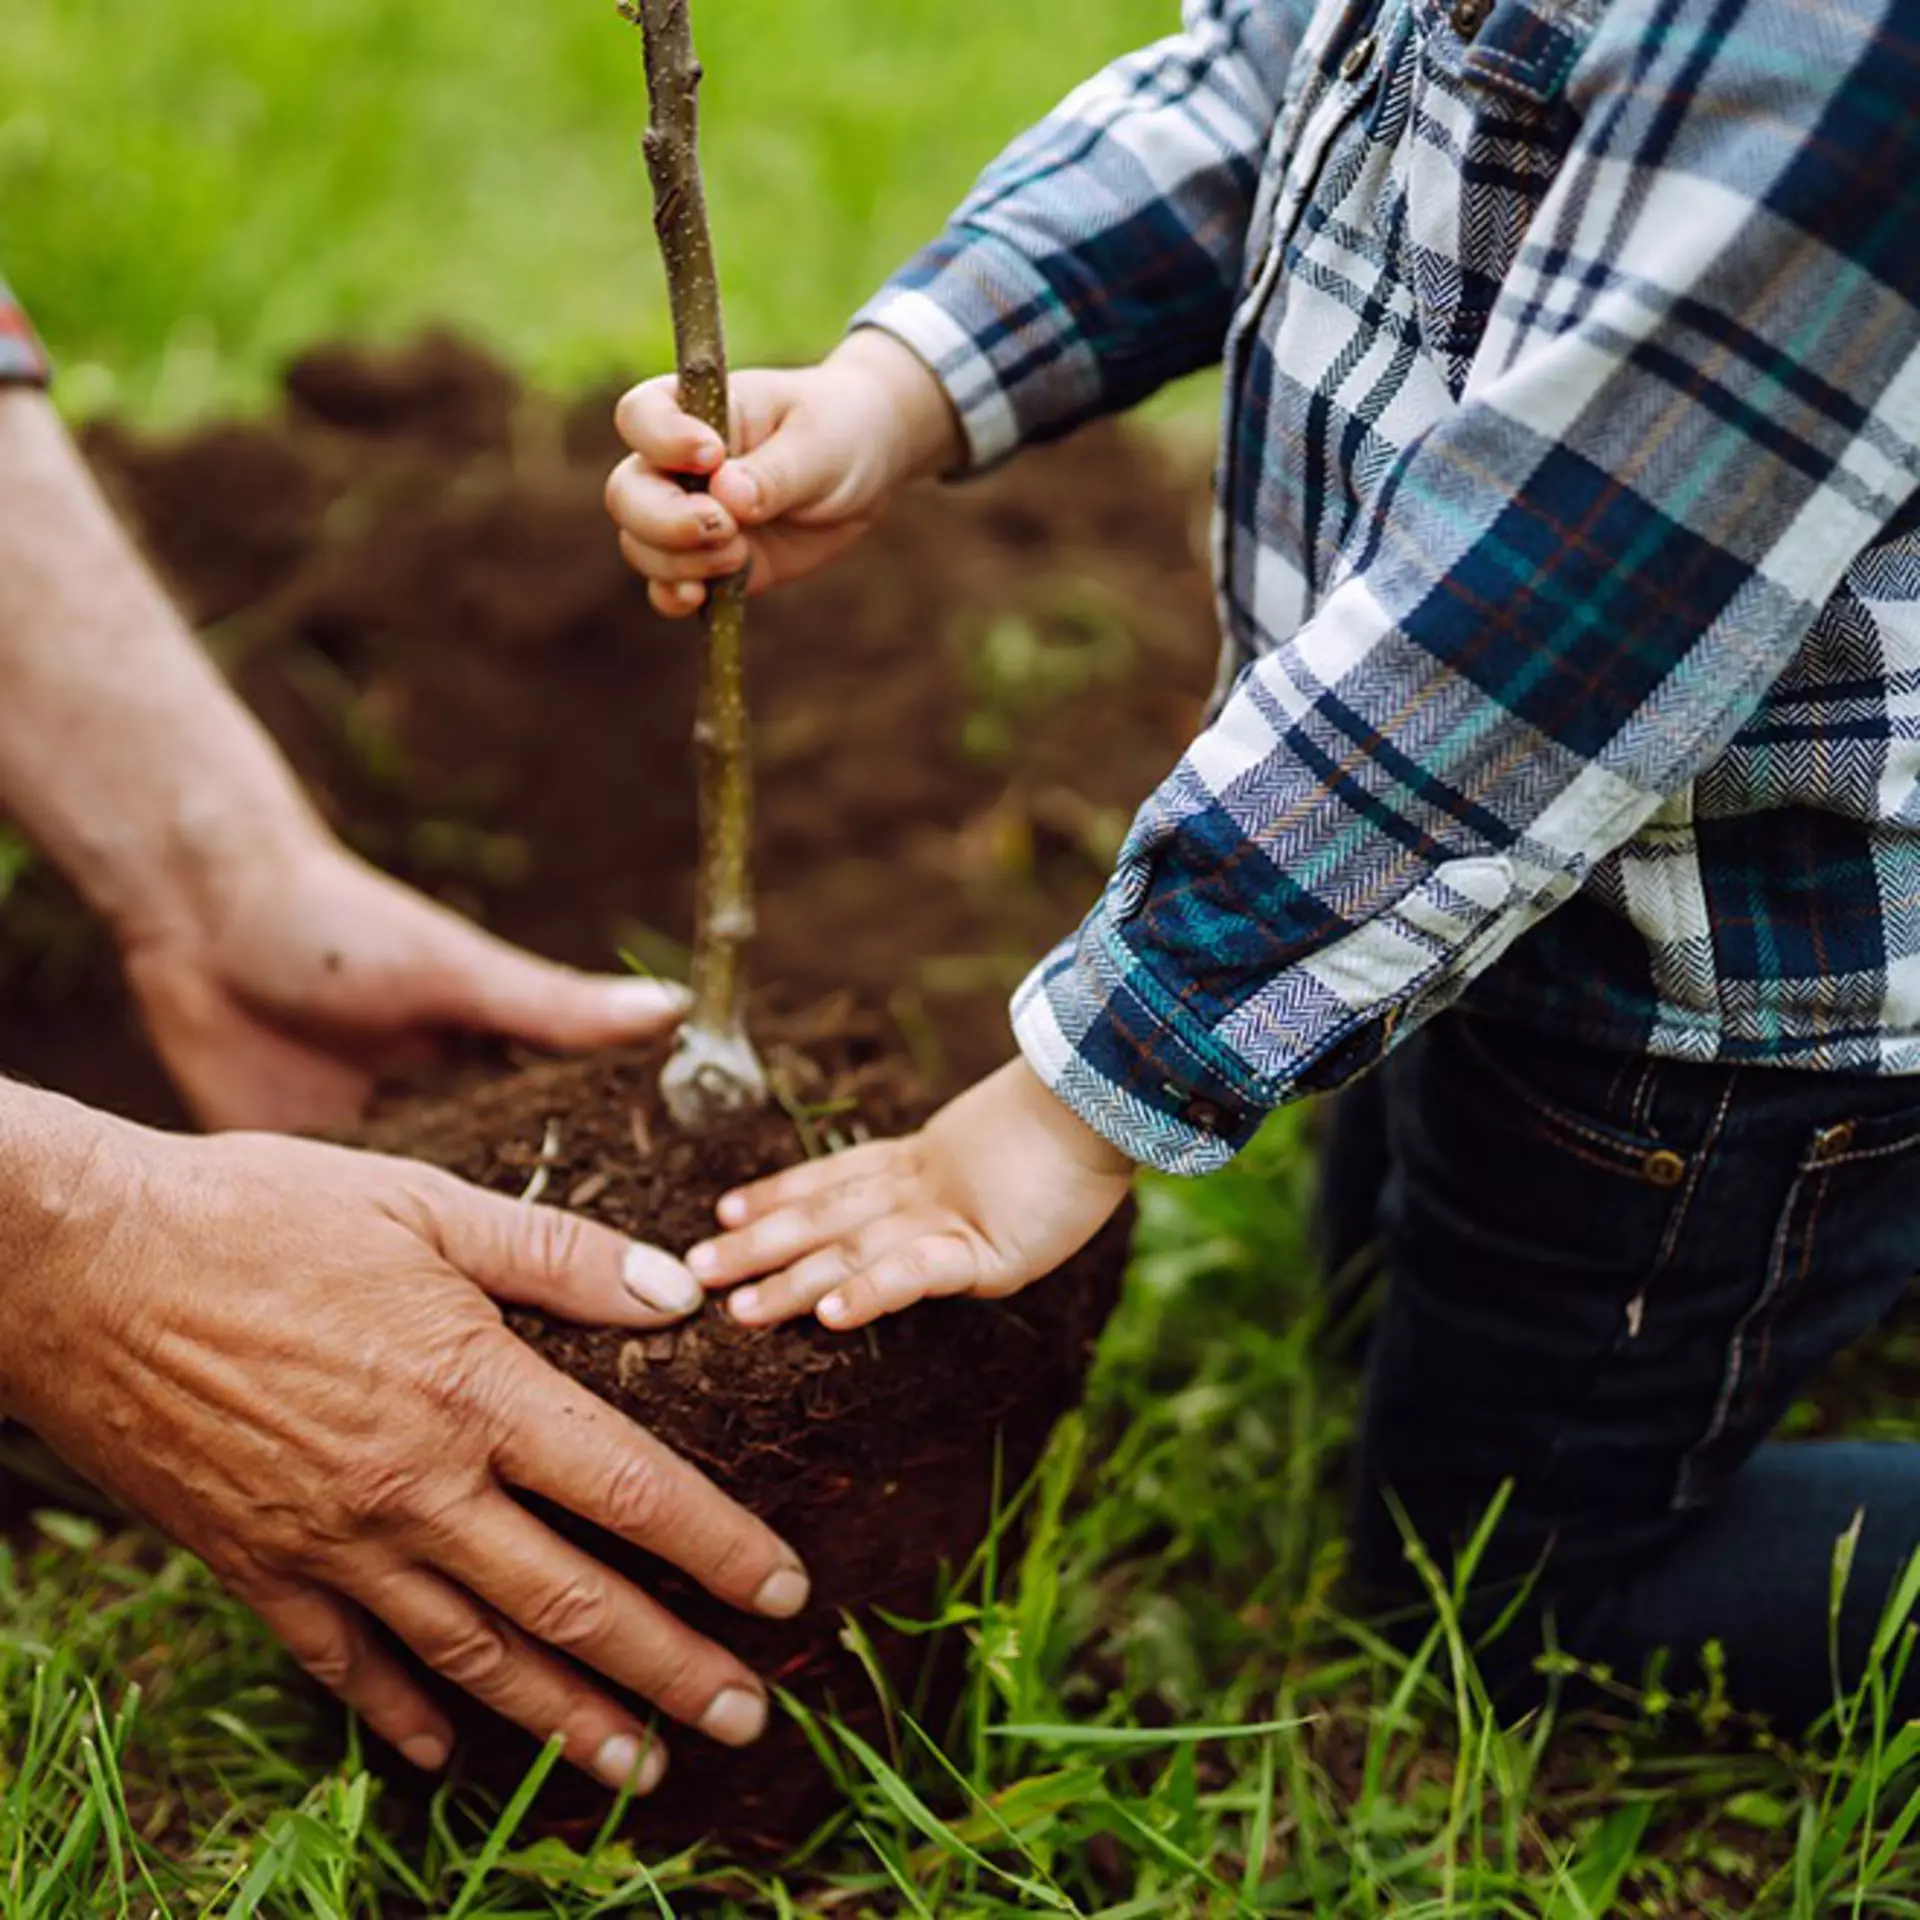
[1444,1013,1691,1190]
[1378,1013,1711,1523]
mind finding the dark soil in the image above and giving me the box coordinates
[0,331,1214,1122]
[0,336,1212,1849]
[354,1005,1127,1849]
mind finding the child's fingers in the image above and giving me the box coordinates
[616,529,752,588]
[615,379,727,473]
[714,1141,904,1229]
[724,1214,929,1327]
[606,458,741,551]
[687,1172,896,1289]
[816,1234,985,1331]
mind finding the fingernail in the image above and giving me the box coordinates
[820,1294,850,1326]
[694,437,724,471]
[731,471,763,516]
[674,581,704,607]
[622,1244,703,1317]
[594,1731,668,1794]
[399,1733,450,1772]
[717,1193,747,1226]
[754,1565,811,1619]
[608,978,692,1022]
[729,1287,761,1321]
[699,1687,770,1747]
[687,1242,719,1278]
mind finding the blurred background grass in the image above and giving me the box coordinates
[2,0,1173,422]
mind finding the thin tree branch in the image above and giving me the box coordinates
[626,0,768,1128]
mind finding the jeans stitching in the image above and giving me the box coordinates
[1629,1059,1661,1137]
[1452,1020,1669,1174]
[1682,1154,1824,1508]
[1650,1070,1737,1284]
[1553,1134,1659,1179]
[1536,1072,1726,1504]
[1820,1131,1920,1169]
[1749,1161,1833,1422]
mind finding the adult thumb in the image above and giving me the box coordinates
[418,1169,703,1326]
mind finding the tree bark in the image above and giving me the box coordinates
[627,0,768,1128]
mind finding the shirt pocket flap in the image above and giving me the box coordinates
[1461,0,1604,107]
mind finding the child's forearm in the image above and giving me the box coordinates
[850,0,1302,471]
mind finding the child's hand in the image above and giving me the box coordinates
[687,1059,1135,1331]
[606,330,961,620]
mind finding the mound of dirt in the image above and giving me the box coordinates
[0,337,1214,1846]
[0,332,1214,1121]
[353,1005,1128,1850]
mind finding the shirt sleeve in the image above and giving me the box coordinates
[851,0,1307,469]
[1015,0,1920,1174]
[0,277,50,387]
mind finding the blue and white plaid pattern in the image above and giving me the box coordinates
[0,277,48,386]
[859,0,1920,1173]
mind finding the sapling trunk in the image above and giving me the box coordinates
[626,0,769,1129]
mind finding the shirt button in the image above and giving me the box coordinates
[1451,0,1491,37]
[1339,31,1378,81]
[1185,1099,1226,1135]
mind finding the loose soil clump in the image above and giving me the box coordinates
[354,1005,1128,1849]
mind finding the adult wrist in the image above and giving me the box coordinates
[94,773,326,957]
[0,1083,134,1420]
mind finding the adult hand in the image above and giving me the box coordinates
[120,827,688,1133]
[0,387,684,1137]
[0,1103,809,1793]
[606,328,961,619]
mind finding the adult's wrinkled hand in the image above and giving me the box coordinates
[121,830,691,1136]
[0,1111,808,1794]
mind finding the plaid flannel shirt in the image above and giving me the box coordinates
[858,0,1920,1174]
[0,278,49,386]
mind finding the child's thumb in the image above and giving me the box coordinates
[712,425,839,527]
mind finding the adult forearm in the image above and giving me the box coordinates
[0,389,319,945]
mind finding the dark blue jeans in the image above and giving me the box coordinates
[1331,1011,1920,1727]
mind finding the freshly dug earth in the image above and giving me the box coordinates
[353,1006,1129,1849]
[0,337,1209,1843]
[0,332,1216,1122]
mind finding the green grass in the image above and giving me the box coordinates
[2,0,1172,422]
[7,1124,1920,1914]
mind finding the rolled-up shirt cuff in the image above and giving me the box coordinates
[1010,910,1271,1178]
[850,227,1105,475]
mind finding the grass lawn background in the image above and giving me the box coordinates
[4,0,1172,421]
[7,1,1920,1913]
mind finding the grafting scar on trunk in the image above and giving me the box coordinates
[626,0,769,1129]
